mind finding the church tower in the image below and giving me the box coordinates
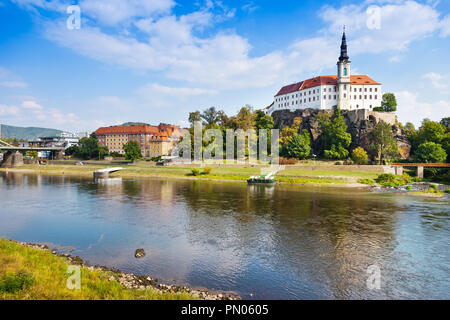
[337,29,351,110]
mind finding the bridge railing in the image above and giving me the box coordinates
[0,140,13,147]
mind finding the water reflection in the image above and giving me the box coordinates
[0,172,448,299]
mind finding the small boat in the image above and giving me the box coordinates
[247,176,276,185]
[247,174,277,185]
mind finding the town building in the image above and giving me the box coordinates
[94,123,185,157]
[266,31,382,115]
[28,132,80,149]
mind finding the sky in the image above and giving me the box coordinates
[0,0,449,133]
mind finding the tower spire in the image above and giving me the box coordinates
[339,27,349,62]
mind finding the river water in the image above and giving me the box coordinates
[0,172,449,299]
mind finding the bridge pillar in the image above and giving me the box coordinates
[395,166,403,175]
[1,151,23,168]
[1,151,13,168]
[416,166,424,179]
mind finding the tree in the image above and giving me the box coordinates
[368,120,399,164]
[123,141,142,162]
[188,111,201,126]
[440,117,450,130]
[381,93,397,112]
[76,135,100,160]
[351,147,369,165]
[201,107,224,127]
[280,117,302,146]
[284,130,311,160]
[318,109,352,160]
[65,145,79,156]
[414,142,447,163]
[98,146,109,160]
[416,119,445,145]
[235,105,256,130]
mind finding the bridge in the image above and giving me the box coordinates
[392,163,450,178]
[0,140,65,167]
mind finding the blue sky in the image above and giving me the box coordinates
[0,0,449,132]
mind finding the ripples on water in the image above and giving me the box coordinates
[0,172,449,299]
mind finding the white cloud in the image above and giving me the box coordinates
[38,0,449,91]
[21,100,43,110]
[0,104,20,116]
[440,14,450,37]
[320,1,440,54]
[423,72,448,89]
[80,0,176,26]
[0,67,28,88]
[396,90,450,126]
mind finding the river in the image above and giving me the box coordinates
[0,172,449,299]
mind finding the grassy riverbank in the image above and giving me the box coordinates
[0,163,380,186]
[0,239,196,300]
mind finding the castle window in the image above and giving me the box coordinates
[324,95,326,100]
[365,88,367,92]
[365,95,367,99]
[375,88,378,92]
[329,95,332,99]
[370,88,372,92]
[357,105,359,108]
[354,95,357,99]
[375,95,378,100]
[344,68,347,76]
[370,95,372,99]
[334,95,336,99]
[360,95,362,99]
[344,93,347,98]
[344,85,347,90]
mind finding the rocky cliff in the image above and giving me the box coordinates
[272,108,411,159]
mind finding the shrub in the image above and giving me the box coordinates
[445,189,450,194]
[351,147,369,165]
[430,184,438,190]
[406,186,412,190]
[202,167,212,175]
[358,178,375,185]
[375,173,413,187]
[344,159,354,165]
[335,161,344,165]
[191,168,201,176]
[324,144,349,160]
[279,157,298,165]
[0,270,34,293]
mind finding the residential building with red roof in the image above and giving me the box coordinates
[267,32,382,115]
[94,123,186,157]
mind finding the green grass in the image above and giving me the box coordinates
[0,239,196,300]
[1,163,381,186]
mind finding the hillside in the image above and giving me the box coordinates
[0,124,63,140]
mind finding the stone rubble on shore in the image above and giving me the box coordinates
[14,240,240,300]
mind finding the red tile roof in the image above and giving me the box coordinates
[275,81,303,96]
[95,125,160,136]
[275,75,380,96]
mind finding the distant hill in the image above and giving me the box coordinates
[121,122,151,126]
[0,124,63,140]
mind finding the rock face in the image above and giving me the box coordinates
[272,108,411,159]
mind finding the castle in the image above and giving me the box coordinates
[266,31,382,115]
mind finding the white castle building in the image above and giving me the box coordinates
[266,32,382,115]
